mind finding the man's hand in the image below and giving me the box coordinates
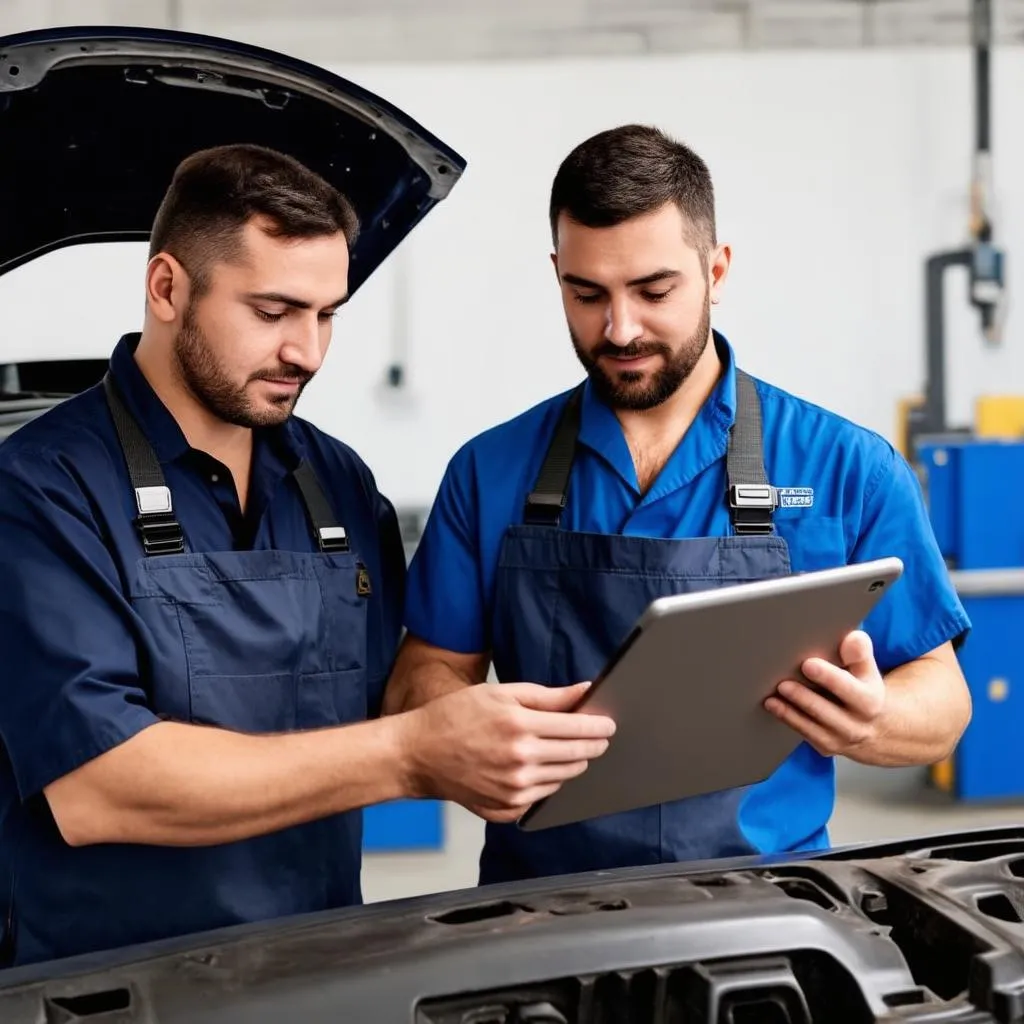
[395,682,616,823]
[764,630,887,759]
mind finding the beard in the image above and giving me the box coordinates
[173,302,313,429]
[571,289,712,412]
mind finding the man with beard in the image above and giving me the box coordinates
[0,143,615,966]
[384,124,973,885]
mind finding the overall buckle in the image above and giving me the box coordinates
[136,514,186,556]
[729,484,777,536]
[134,486,185,555]
[524,490,566,526]
[317,526,350,553]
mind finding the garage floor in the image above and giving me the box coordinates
[361,763,1024,902]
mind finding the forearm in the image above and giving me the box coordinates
[46,716,414,848]
[385,663,473,715]
[848,655,971,767]
[382,636,489,715]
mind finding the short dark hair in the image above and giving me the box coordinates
[148,143,360,294]
[549,124,716,256]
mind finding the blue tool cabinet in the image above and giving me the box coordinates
[363,799,444,852]
[918,439,1024,800]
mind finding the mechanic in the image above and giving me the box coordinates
[0,143,615,966]
[384,124,973,886]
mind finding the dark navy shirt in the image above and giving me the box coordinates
[0,333,405,962]
[405,332,970,854]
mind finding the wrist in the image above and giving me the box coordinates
[384,708,430,800]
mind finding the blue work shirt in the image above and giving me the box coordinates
[0,333,405,965]
[405,333,970,853]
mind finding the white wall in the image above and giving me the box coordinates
[4,46,1024,508]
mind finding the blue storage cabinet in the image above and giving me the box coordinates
[954,594,1024,800]
[918,438,1024,800]
[920,440,1024,569]
[363,800,444,852]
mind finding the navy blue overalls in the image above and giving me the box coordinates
[481,369,793,884]
[3,377,374,960]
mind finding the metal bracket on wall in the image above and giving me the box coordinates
[905,0,1007,463]
[950,568,1024,596]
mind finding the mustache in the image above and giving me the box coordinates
[249,366,313,384]
[592,341,671,360]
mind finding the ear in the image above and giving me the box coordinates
[145,252,191,325]
[550,250,560,281]
[708,243,732,305]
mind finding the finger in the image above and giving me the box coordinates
[799,659,882,718]
[839,630,876,678]
[503,681,592,711]
[774,680,869,744]
[479,807,523,824]
[470,799,534,823]
[475,777,578,822]
[512,758,592,789]
[530,737,611,764]
[764,695,842,756]
[515,772,587,804]
[517,706,617,740]
[469,757,592,807]
[479,802,541,824]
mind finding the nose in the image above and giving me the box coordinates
[280,315,324,374]
[604,295,643,347]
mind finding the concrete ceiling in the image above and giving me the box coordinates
[1,0,1022,63]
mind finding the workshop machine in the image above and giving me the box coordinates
[900,1,1023,802]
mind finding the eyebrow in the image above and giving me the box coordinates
[244,291,350,310]
[561,269,681,290]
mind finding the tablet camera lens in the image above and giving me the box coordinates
[869,580,885,592]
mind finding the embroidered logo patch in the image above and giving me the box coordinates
[778,487,814,509]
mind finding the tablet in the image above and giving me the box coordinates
[517,556,904,832]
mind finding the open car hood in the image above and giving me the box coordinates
[0,26,466,293]
[3,827,1024,1021]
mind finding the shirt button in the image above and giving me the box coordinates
[210,474,220,483]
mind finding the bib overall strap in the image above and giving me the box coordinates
[727,369,778,536]
[103,374,186,556]
[102,374,349,556]
[522,371,777,535]
[292,461,350,553]
[523,384,584,527]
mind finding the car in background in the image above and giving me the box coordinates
[0,359,107,440]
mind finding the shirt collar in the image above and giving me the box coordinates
[577,330,738,501]
[107,332,306,469]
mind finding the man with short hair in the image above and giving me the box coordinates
[0,143,615,965]
[385,124,972,886]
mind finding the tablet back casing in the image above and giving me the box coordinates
[518,557,904,832]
